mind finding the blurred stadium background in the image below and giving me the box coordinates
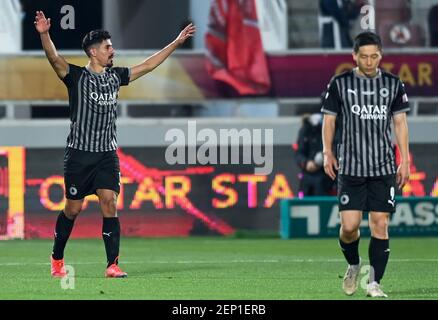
[0,0,438,300]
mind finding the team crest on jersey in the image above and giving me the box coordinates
[109,76,117,86]
[380,88,389,98]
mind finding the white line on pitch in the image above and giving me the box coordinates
[1,258,438,266]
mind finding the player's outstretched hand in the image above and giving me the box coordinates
[175,23,196,46]
[34,11,51,34]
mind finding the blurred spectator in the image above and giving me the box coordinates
[428,5,438,47]
[319,0,364,49]
[295,113,334,196]
[376,0,425,47]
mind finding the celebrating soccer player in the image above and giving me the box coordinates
[321,32,410,297]
[34,10,195,278]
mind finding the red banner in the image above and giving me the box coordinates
[205,0,271,95]
[267,53,438,97]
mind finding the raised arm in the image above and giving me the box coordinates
[129,23,196,82]
[393,112,410,189]
[34,11,69,79]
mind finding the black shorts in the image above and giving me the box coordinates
[64,147,120,200]
[337,174,396,213]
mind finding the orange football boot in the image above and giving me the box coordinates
[105,264,128,278]
[51,256,67,277]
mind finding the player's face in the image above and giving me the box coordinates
[95,39,115,68]
[352,45,382,77]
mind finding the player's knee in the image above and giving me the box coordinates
[64,199,84,219]
[99,196,117,211]
[341,224,359,236]
[64,207,81,219]
[371,218,389,234]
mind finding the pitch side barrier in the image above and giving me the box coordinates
[280,196,438,238]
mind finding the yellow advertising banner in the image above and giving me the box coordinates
[0,56,204,101]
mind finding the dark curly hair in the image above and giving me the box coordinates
[82,30,111,57]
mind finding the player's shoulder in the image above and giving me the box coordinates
[67,63,86,74]
[107,66,128,73]
[327,70,353,87]
[108,67,131,86]
[330,70,354,82]
[335,70,354,79]
[68,63,85,70]
[107,66,128,78]
[380,69,402,82]
[62,64,85,82]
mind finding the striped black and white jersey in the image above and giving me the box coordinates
[62,63,130,152]
[321,68,410,177]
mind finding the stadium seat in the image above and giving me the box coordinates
[375,0,411,21]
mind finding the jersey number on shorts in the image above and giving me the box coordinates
[388,187,395,207]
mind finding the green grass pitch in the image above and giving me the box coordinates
[0,237,437,300]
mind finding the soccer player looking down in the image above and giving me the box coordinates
[34,10,196,278]
[321,32,410,297]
